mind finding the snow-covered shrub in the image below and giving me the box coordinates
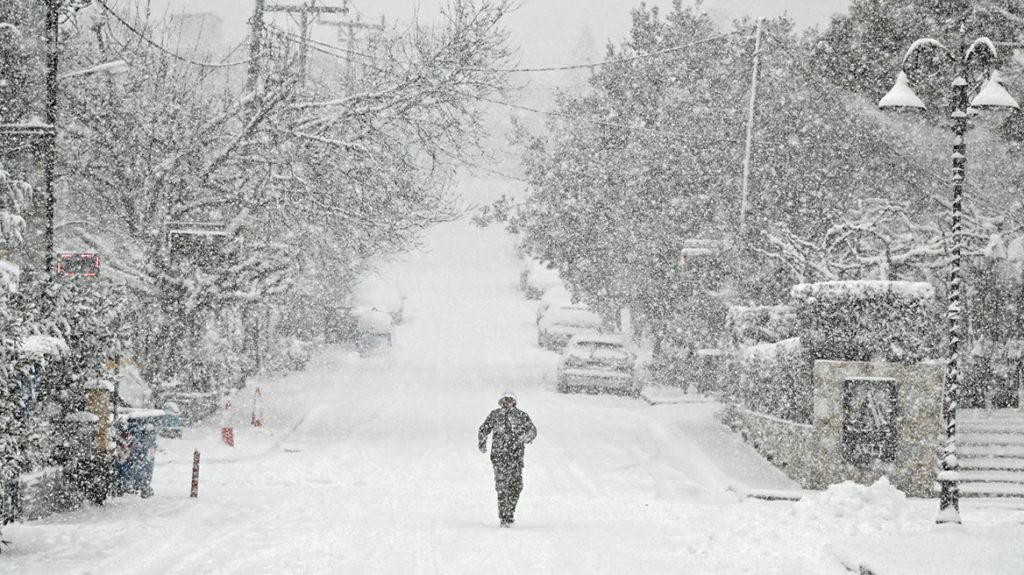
[725,337,814,423]
[647,346,722,392]
[1,164,31,536]
[790,281,940,363]
[0,290,28,533]
[9,277,130,514]
[726,304,797,346]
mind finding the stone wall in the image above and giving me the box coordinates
[721,406,823,486]
[722,360,944,497]
[813,360,943,497]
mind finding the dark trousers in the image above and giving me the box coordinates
[493,460,523,522]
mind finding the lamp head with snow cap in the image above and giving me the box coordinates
[499,390,517,408]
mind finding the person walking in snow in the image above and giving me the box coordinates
[478,391,537,527]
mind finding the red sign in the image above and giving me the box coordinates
[57,253,100,277]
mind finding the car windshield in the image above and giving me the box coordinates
[570,341,629,358]
[546,309,601,327]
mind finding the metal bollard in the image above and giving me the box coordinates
[190,449,201,498]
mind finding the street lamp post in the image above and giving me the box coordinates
[879,27,1019,525]
[44,0,59,276]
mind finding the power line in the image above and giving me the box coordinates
[94,0,252,68]
[478,96,742,144]
[267,24,380,66]
[478,32,739,73]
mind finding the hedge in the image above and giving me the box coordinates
[790,281,941,363]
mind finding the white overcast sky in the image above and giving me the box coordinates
[143,0,851,67]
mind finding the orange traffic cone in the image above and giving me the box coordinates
[251,387,264,427]
[221,401,235,447]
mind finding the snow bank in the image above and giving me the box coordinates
[794,477,911,533]
[831,524,1024,575]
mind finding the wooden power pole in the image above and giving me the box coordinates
[248,0,266,94]
[264,1,349,87]
[321,14,385,88]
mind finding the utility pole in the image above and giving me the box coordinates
[265,1,349,87]
[43,0,59,277]
[737,18,763,248]
[322,14,385,88]
[248,0,266,94]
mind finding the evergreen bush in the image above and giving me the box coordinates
[725,304,797,346]
[790,281,941,363]
[723,337,814,424]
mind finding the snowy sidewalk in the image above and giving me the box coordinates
[659,397,1024,574]
[830,523,1024,575]
[640,388,813,501]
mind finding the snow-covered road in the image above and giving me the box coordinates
[6,175,1020,574]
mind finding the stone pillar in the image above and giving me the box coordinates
[813,360,944,496]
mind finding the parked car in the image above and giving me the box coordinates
[352,274,406,324]
[536,285,575,324]
[557,334,638,396]
[355,309,394,356]
[538,306,603,350]
[521,259,561,300]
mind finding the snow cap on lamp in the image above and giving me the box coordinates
[878,71,926,109]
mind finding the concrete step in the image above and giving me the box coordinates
[959,422,1024,434]
[961,409,1024,421]
[958,432,1024,447]
[960,457,1024,472]
[959,444,1024,458]
[959,482,1024,498]
[958,470,1024,483]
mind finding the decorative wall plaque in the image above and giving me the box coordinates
[842,377,898,465]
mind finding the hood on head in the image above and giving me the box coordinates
[499,390,517,407]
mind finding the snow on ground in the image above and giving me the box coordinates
[3,175,1023,574]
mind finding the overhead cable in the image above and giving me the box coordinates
[94,0,252,68]
[479,32,738,73]
[478,96,742,144]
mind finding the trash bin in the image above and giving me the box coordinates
[115,409,164,498]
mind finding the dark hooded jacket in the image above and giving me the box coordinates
[478,402,537,465]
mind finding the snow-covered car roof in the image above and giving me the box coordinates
[524,259,561,288]
[539,307,601,329]
[540,285,573,304]
[352,274,404,307]
[538,300,588,321]
[356,310,394,334]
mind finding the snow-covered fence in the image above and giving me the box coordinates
[790,281,941,363]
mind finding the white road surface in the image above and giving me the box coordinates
[5,175,1020,575]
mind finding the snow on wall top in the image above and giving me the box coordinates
[790,280,935,301]
[18,335,70,359]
